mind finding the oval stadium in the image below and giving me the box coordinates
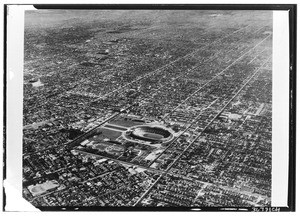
[123,124,174,144]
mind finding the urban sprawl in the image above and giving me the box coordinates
[23,10,272,208]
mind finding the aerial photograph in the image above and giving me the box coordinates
[22,9,272,209]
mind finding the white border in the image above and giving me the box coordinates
[271,10,289,207]
[5,5,39,212]
[0,0,299,4]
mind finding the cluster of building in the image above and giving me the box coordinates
[144,63,272,205]
[24,149,161,207]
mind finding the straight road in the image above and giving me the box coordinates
[133,57,271,206]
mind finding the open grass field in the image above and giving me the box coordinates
[90,128,122,141]
[109,118,144,128]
